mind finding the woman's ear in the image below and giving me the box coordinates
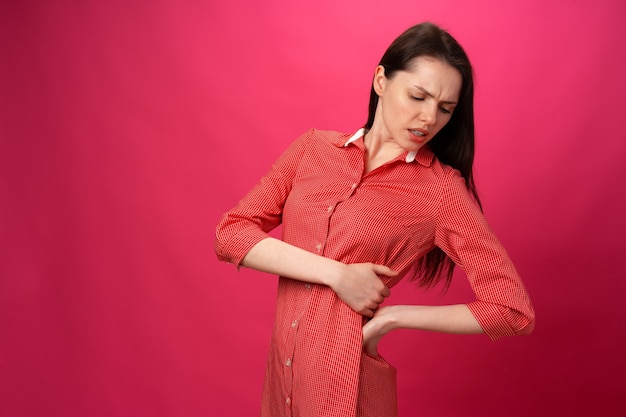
[373,65,386,96]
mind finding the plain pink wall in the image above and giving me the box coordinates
[1,1,625,416]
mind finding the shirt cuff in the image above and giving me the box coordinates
[467,300,532,341]
[215,226,271,267]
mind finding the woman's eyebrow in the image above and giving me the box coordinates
[414,85,458,105]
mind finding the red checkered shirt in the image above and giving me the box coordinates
[215,128,535,417]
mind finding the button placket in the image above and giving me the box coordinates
[282,281,313,416]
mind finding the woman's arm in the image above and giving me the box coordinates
[433,173,536,340]
[242,237,398,317]
[215,131,398,317]
[362,304,484,356]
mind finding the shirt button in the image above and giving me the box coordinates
[305,283,311,289]
[351,183,357,189]
[291,320,298,328]
[327,205,333,212]
[316,243,322,252]
[285,358,292,367]
[286,397,291,405]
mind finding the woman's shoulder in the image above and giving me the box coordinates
[297,128,356,147]
[428,158,477,205]
[429,154,463,182]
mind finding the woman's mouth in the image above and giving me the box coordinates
[409,129,428,142]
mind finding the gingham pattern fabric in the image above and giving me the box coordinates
[215,128,535,417]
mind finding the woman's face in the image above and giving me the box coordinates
[372,56,462,152]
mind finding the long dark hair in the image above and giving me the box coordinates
[365,22,482,290]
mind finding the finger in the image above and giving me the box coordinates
[373,264,399,277]
[366,347,379,358]
[363,339,380,357]
[366,302,379,312]
[381,286,390,297]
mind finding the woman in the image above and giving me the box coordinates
[215,22,535,417]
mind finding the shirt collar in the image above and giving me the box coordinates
[343,128,434,167]
[344,128,367,146]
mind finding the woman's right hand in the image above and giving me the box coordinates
[329,263,397,317]
[240,238,396,317]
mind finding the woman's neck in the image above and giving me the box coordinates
[362,130,405,173]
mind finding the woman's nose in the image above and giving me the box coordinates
[419,106,437,126]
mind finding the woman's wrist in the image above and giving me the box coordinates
[320,261,345,289]
[375,305,402,334]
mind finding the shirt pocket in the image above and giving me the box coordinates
[358,351,398,417]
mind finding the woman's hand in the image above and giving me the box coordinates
[363,304,485,356]
[240,238,399,318]
[362,306,398,357]
[329,263,397,317]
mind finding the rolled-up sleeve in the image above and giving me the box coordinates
[434,171,535,340]
[214,131,309,266]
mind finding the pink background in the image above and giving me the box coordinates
[1,1,625,416]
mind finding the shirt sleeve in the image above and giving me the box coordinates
[214,129,311,267]
[434,171,536,340]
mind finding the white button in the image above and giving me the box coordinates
[285,358,292,366]
[286,397,291,405]
[291,320,297,328]
[351,183,357,189]
[305,283,311,289]
[316,243,322,252]
[327,205,333,212]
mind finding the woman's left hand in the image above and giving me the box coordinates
[363,304,484,356]
[362,306,397,357]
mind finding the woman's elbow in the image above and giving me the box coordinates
[514,309,536,336]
